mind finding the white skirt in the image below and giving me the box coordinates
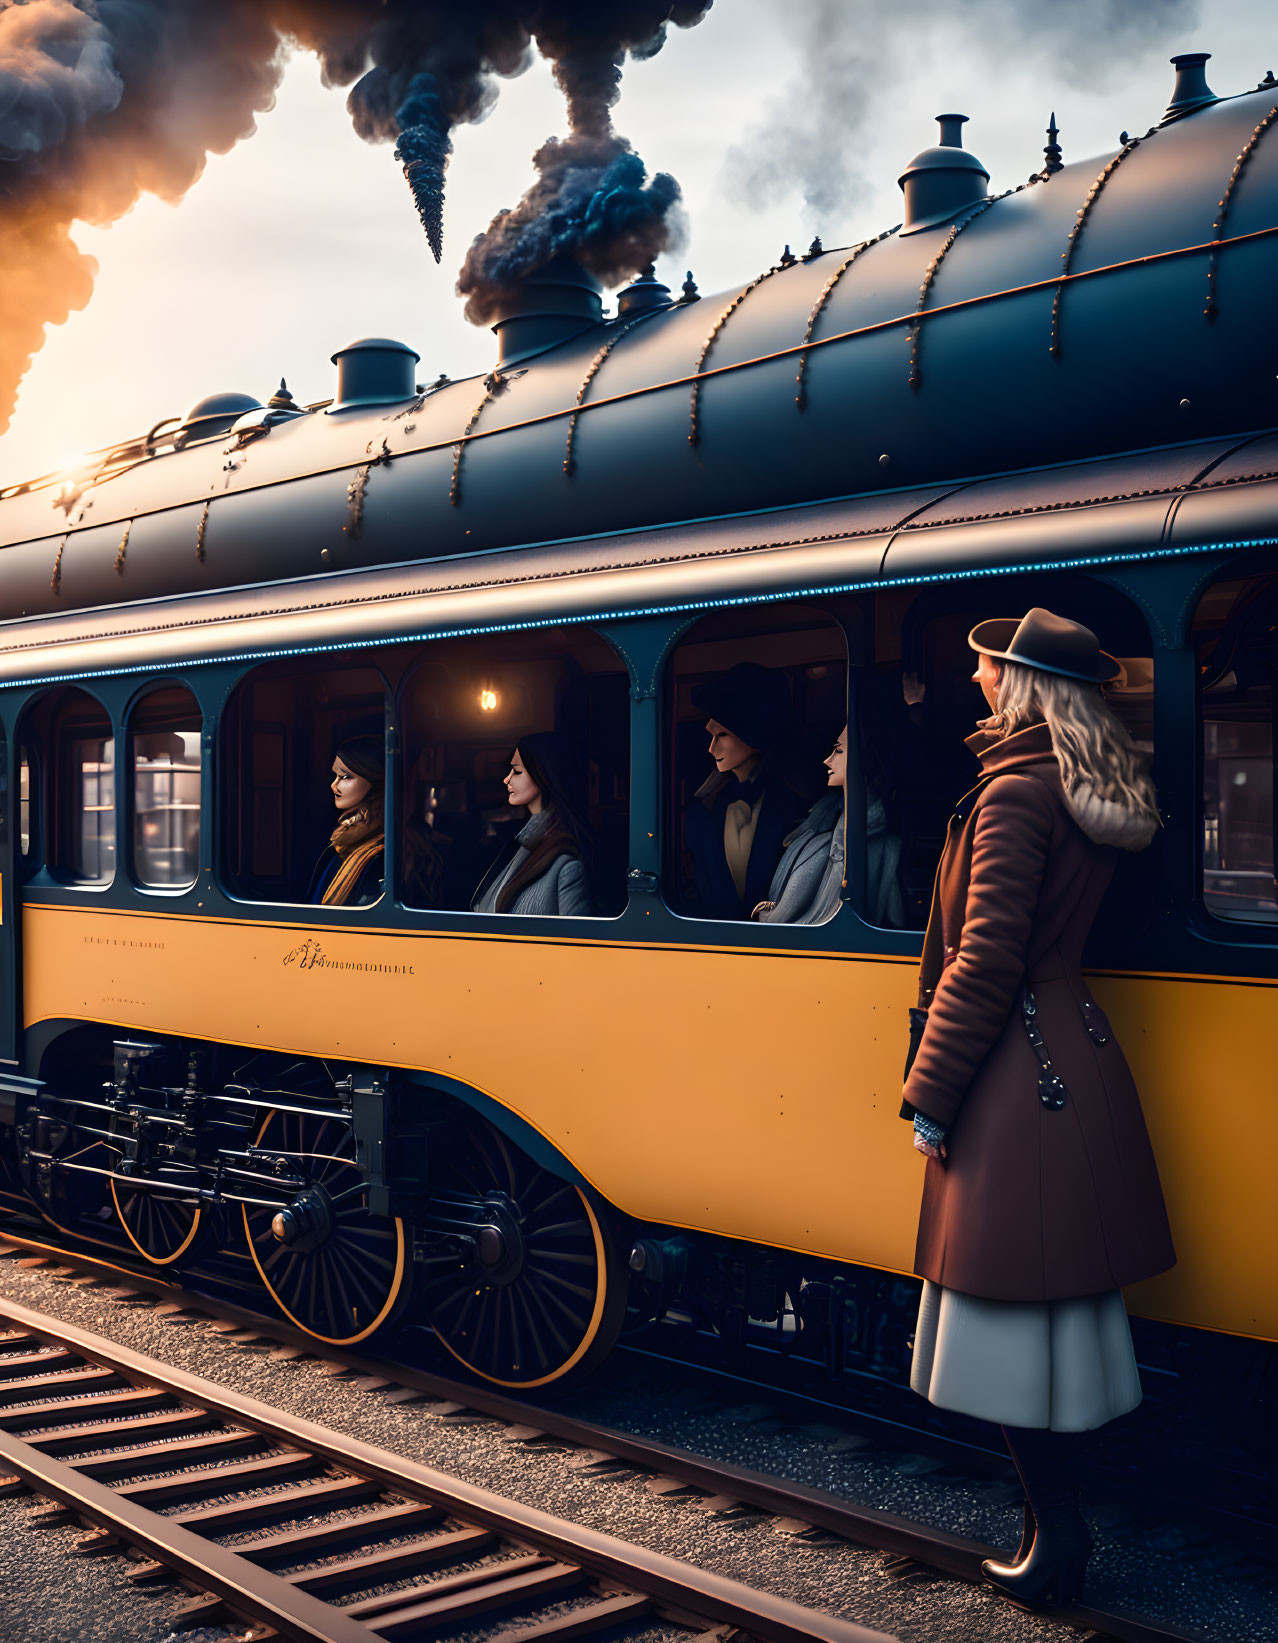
[910,1280,1143,1432]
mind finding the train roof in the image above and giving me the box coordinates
[0,72,1274,656]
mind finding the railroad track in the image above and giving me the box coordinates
[0,1228,1212,1643]
[0,1294,898,1643]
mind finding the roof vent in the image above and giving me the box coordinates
[330,337,420,411]
[616,265,673,317]
[1161,52,1217,125]
[173,391,262,450]
[898,113,990,236]
[492,257,603,366]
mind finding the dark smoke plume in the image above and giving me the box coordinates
[458,3,713,323]
[724,0,1201,225]
[0,1,712,436]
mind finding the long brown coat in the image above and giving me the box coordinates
[901,721,1175,1303]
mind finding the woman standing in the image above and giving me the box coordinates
[471,731,592,917]
[901,608,1175,1609]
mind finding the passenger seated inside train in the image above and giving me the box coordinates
[683,662,806,920]
[470,732,593,917]
[400,626,629,916]
[306,733,445,909]
[752,724,905,927]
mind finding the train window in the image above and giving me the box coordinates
[25,688,117,885]
[131,688,201,889]
[221,660,387,906]
[400,628,629,916]
[859,581,1155,929]
[18,748,30,857]
[1195,575,1276,925]
[665,605,855,924]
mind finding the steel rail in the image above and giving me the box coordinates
[0,1294,897,1643]
[0,1228,1209,1643]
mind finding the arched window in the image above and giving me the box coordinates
[665,605,851,925]
[1195,573,1276,924]
[21,687,117,885]
[400,627,629,916]
[131,687,202,888]
[221,658,387,905]
[857,577,1155,931]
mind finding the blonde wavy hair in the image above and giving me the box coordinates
[988,659,1159,824]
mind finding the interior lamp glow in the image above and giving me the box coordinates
[479,687,499,711]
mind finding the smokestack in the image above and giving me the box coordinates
[330,338,421,410]
[492,258,604,366]
[1161,52,1217,125]
[898,114,990,236]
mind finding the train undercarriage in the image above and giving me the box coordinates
[1,1023,1273,1516]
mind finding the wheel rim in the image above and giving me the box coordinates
[112,1181,201,1266]
[242,1109,406,1346]
[419,1120,623,1389]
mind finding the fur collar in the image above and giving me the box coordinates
[1063,783,1159,851]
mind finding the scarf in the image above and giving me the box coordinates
[496,806,581,915]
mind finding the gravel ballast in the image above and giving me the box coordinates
[0,1250,1269,1643]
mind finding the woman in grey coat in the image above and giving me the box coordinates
[752,726,905,927]
[471,732,592,917]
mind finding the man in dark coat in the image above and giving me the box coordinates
[684,663,805,920]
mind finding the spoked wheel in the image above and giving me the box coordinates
[419,1117,628,1389]
[112,1181,201,1266]
[242,1108,407,1346]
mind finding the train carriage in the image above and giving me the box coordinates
[0,59,1273,1416]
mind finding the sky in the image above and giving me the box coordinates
[1,0,1274,486]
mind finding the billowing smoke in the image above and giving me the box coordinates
[724,0,1201,224]
[0,0,712,436]
[458,4,714,324]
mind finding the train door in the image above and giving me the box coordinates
[0,725,15,1062]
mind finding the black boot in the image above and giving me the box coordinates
[982,1426,1093,1609]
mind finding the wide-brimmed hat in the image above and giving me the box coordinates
[968,608,1120,684]
[691,662,792,750]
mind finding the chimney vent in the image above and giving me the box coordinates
[617,265,673,317]
[174,391,262,450]
[1161,52,1217,124]
[492,257,603,365]
[330,337,420,411]
[898,114,990,236]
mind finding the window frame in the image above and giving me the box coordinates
[128,684,204,894]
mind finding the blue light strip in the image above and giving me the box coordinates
[3,533,1274,691]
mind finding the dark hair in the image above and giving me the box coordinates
[514,731,592,853]
[334,734,384,789]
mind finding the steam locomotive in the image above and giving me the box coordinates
[0,53,1273,1420]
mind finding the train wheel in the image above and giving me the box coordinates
[419,1118,627,1389]
[112,1183,202,1266]
[241,1108,407,1346]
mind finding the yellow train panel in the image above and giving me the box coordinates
[21,904,1277,1344]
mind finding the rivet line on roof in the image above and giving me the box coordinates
[795,231,895,411]
[1205,103,1278,320]
[689,256,799,448]
[344,464,370,540]
[450,371,507,506]
[564,314,652,477]
[908,194,1008,392]
[1050,131,1153,358]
